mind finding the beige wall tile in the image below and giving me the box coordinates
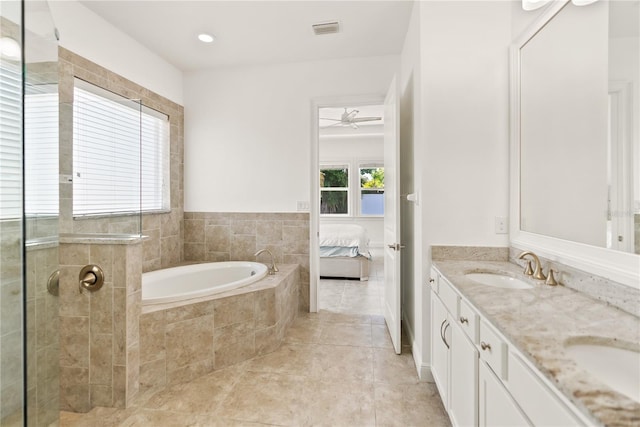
[139,358,167,390]
[59,367,90,413]
[165,300,215,324]
[140,311,166,364]
[165,315,214,372]
[214,323,256,369]
[90,385,113,408]
[90,333,113,385]
[184,219,204,243]
[205,225,231,253]
[166,358,214,386]
[254,289,276,329]
[60,316,89,369]
[213,293,255,329]
[184,243,205,261]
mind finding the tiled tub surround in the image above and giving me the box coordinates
[432,256,640,426]
[184,212,310,311]
[58,48,185,273]
[139,264,299,394]
[59,236,143,412]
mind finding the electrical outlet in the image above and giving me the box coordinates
[297,201,310,212]
[495,216,508,234]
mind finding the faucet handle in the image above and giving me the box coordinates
[545,269,559,286]
[523,260,534,276]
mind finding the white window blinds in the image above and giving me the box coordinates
[0,61,22,220]
[72,79,169,216]
[25,88,59,216]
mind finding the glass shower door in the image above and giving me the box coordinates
[0,1,26,424]
[23,1,60,425]
[1,0,60,425]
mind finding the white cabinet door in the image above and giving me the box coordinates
[450,320,478,427]
[479,361,531,427]
[431,291,450,410]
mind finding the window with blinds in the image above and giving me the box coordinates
[72,79,169,216]
[25,87,59,216]
[0,61,22,220]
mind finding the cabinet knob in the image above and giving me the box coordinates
[459,316,468,324]
[429,278,435,283]
[480,341,491,351]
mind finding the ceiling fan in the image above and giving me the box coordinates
[320,108,382,129]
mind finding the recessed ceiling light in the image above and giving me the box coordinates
[198,33,215,43]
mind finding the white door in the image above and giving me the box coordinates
[383,76,402,354]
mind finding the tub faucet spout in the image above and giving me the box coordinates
[254,249,278,275]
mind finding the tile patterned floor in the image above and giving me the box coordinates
[60,251,449,426]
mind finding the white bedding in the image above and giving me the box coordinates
[319,224,371,259]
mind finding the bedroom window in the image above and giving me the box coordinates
[359,166,384,216]
[320,166,349,215]
[72,79,169,217]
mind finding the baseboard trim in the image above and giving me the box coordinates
[402,314,434,382]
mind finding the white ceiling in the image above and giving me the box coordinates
[79,0,414,72]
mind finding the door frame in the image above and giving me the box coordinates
[309,93,386,312]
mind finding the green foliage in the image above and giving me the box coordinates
[360,168,384,189]
[321,168,348,188]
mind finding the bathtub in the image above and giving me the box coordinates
[142,261,269,305]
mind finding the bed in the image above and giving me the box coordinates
[319,223,372,281]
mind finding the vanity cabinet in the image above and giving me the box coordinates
[430,287,450,409]
[430,269,479,427]
[430,266,585,427]
[479,360,531,427]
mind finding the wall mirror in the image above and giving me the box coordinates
[510,0,640,288]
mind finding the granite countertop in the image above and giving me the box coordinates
[432,259,640,427]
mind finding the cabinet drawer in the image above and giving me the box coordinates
[479,320,507,379]
[439,277,459,317]
[507,352,580,426]
[457,298,479,343]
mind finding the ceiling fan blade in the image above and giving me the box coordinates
[320,118,343,122]
[351,116,382,123]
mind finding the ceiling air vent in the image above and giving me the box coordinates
[312,21,340,36]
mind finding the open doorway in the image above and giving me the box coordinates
[314,103,386,316]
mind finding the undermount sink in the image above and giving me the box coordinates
[464,272,534,289]
[564,338,640,403]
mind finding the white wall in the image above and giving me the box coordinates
[398,0,512,379]
[320,134,384,246]
[398,0,425,379]
[184,55,398,212]
[48,0,183,105]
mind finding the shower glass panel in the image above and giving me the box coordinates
[0,1,26,424]
[23,1,60,425]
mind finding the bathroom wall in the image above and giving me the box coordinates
[398,1,424,378]
[59,240,142,411]
[48,0,183,105]
[183,55,398,213]
[57,48,185,272]
[398,1,512,378]
[183,212,310,311]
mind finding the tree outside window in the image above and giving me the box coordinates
[320,166,349,214]
[360,167,384,216]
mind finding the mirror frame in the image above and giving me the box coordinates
[509,0,640,289]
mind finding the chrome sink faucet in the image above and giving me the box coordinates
[254,249,279,275]
[517,251,546,281]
